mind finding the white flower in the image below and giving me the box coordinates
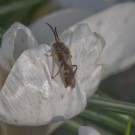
[0,22,105,126]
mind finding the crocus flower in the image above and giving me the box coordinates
[0,22,105,126]
[0,2,135,135]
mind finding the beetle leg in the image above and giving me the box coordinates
[51,62,64,78]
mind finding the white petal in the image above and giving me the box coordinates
[60,30,73,46]
[0,44,86,126]
[80,2,135,76]
[79,126,101,135]
[0,65,8,90]
[0,22,38,72]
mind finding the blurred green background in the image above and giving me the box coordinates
[0,0,50,29]
[0,0,134,29]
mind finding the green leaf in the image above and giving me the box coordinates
[125,117,132,135]
[88,96,135,117]
[80,109,126,133]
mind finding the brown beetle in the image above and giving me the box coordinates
[45,23,77,88]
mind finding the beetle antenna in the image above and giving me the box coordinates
[46,23,58,42]
[54,27,60,41]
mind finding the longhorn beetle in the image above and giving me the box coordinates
[45,23,77,88]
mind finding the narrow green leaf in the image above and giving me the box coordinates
[125,117,132,135]
[88,96,135,117]
[80,109,126,133]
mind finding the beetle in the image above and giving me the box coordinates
[45,23,77,88]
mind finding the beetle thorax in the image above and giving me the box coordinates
[52,42,71,61]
